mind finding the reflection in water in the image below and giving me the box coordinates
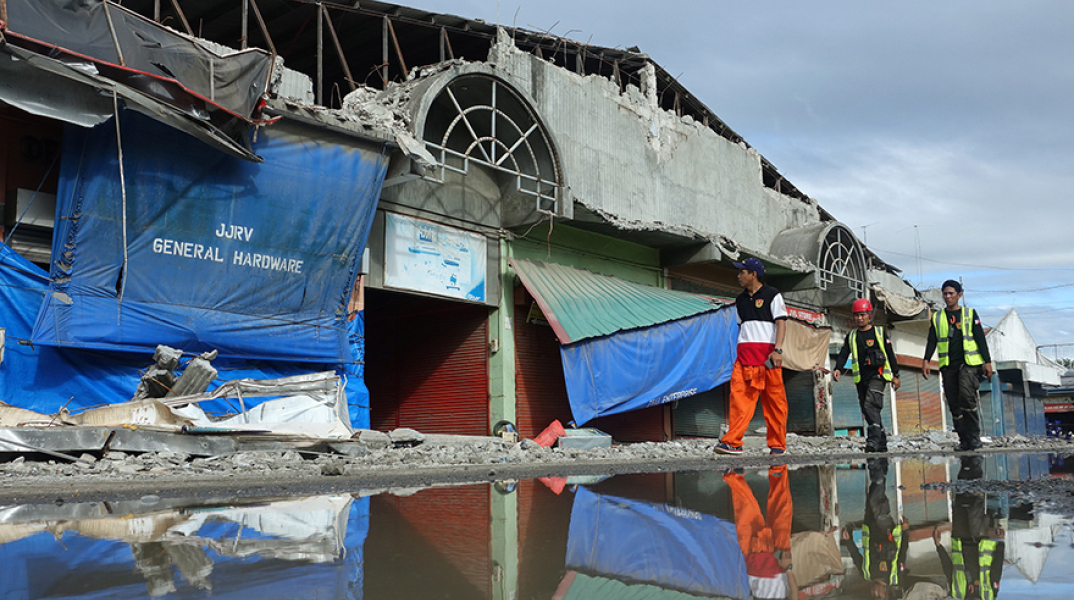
[941,456,1005,600]
[0,453,1072,599]
[0,494,366,598]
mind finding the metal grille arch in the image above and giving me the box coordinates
[819,225,866,295]
[422,75,560,214]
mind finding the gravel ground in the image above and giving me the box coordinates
[0,429,1071,504]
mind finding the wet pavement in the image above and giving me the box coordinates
[2,452,1074,599]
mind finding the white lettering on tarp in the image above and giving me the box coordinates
[646,388,698,407]
[215,223,254,241]
[152,237,224,262]
[233,251,303,274]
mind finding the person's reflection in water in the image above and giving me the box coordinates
[935,456,1005,600]
[723,465,797,600]
[841,458,908,599]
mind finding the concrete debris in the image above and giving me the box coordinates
[388,428,425,447]
[353,429,391,449]
[0,402,55,428]
[0,430,1071,486]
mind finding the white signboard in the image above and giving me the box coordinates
[384,213,487,302]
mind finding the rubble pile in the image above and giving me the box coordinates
[0,430,1071,485]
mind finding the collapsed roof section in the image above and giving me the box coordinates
[0,0,273,160]
[82,0,809,202]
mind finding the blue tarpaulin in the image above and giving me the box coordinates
[565,487,750,600]
[560,307,738,425]
[0,496,369,600]
[33,111,389,363]
[0,242,371,426]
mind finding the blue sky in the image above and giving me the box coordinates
[410,0,1074,359]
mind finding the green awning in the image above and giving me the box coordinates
[509,258,728,345]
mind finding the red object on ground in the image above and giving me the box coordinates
[533,419,566,447]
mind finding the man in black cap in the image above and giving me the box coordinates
[923,280,993,451]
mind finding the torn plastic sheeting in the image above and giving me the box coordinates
[167,372,353,439]
[4,0,272,120]
[0,45,260,161]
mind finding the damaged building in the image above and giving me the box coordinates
[0,0,947,444]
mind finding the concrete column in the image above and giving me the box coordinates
[817,357,834,435]
[489,485,519,600]
[488,235,517,430]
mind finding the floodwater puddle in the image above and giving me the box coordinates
[3,453,1074,599]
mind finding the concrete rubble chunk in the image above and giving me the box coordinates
[389,428,426,447]
[328,443,370,458]
[355,429,391,449]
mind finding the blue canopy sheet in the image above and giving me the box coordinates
[33,111,389,363]
[0,495,369,600]
[560,307,738,425]
[565,487,750,600]
[0,239,369,427]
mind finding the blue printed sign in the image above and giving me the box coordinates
[33,112,389,362]
[384,213,487,302]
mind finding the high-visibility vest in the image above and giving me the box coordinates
[850,326,893,383]
[933,308,984,368]
[951,538,999,600]
[861,523,903,585]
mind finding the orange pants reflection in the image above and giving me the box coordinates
[724,465,792,556]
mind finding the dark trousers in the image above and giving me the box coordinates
[941,365,983,449]
[857,377,888,450]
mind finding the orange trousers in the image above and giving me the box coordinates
[724,465,793,556]
[721,362,788,450]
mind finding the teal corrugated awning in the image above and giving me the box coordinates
[509,258,728,344]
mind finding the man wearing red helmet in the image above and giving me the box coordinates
[832,298,901,453]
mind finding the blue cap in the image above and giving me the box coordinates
[732,257,766,278]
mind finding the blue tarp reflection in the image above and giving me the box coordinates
[565,487,750,599]
[0,495,368,599]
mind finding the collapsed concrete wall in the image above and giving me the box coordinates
[486,30,821,256]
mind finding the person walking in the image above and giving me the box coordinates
[715,257,789,455]
[922,280,994,451]
[832,298,901,452]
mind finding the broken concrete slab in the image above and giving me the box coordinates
[388,428,425,447]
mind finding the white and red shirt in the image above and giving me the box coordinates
[735,284,788,366]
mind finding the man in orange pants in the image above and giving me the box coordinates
[724,465,797,599]
[715,257,789,455]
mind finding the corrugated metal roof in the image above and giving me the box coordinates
[510,258,728,345]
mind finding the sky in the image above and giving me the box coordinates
[408,0,1074,359]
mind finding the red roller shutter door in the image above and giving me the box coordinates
[368,295,489,435]
[384,486,491,597]
[896,370,924,435]
[514,309,573,438]
[514,307,670,441]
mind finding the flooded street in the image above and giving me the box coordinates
[3,453,1073,599]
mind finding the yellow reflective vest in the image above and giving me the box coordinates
[933,308,984,368]
[850,326,893,384]
[951,538,999,600]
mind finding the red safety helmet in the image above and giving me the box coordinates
[852,298,873,313]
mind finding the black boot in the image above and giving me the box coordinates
[866,425,886,453]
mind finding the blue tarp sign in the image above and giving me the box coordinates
[33,111,389,363]
[566,487,750,600]
[0,241,370,424]
[560,308,738,425]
